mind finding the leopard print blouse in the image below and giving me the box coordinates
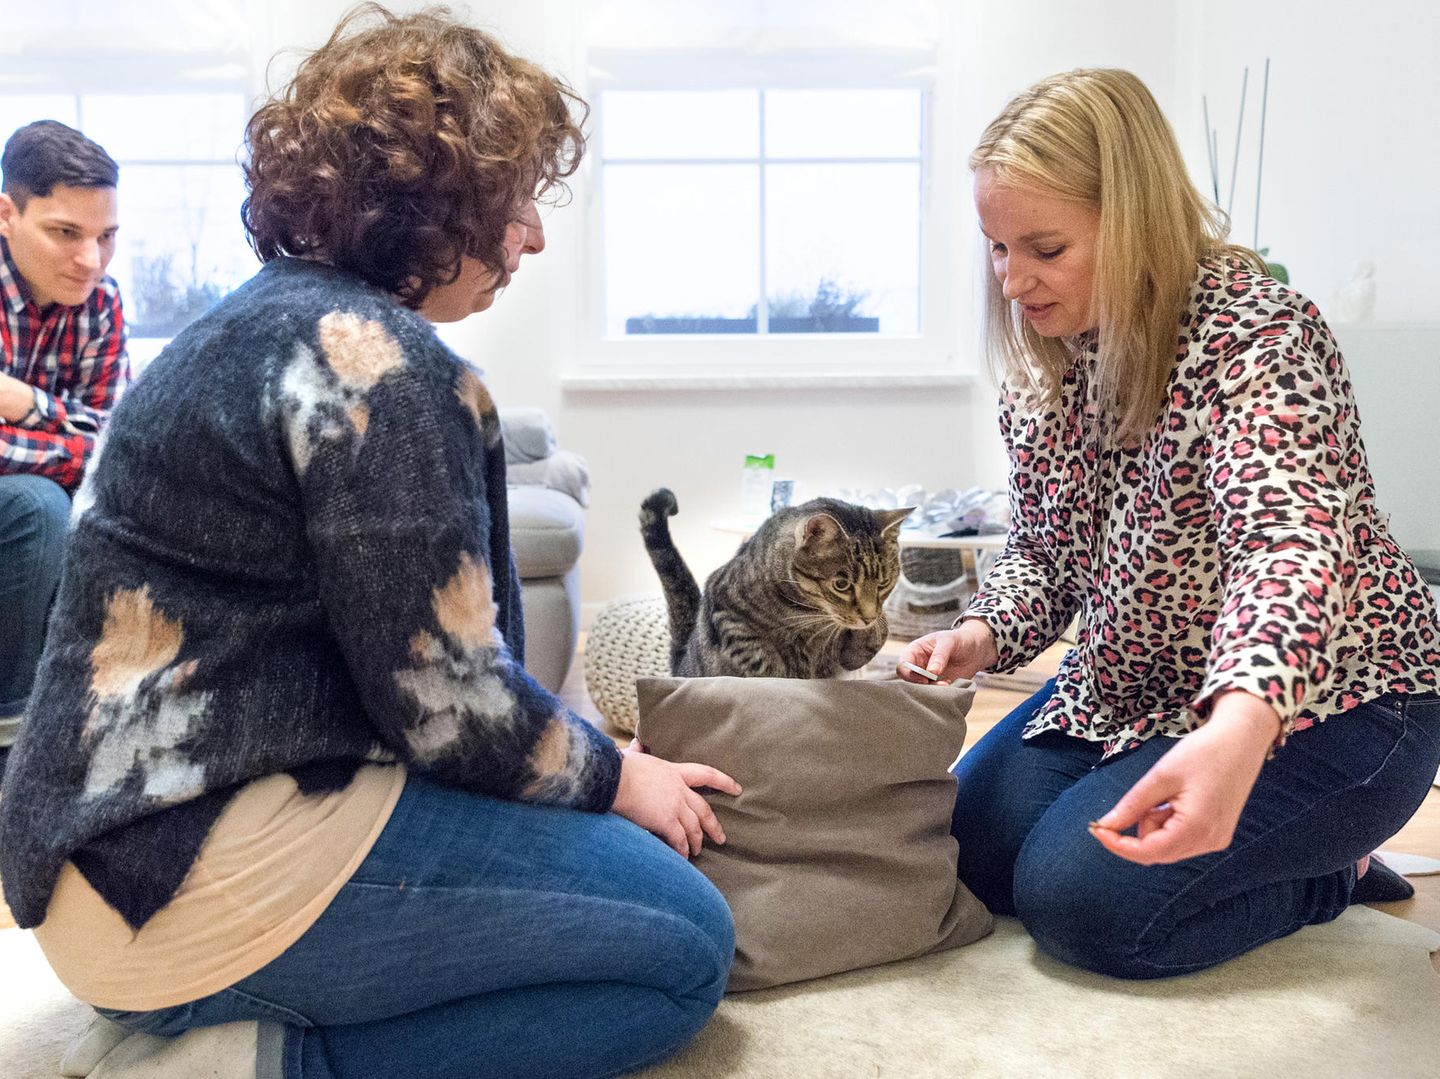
[964,259,1440,759]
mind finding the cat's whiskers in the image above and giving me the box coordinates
[780,612,838,631]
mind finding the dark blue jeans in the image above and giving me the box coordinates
[0,475,70,719]
[98,775,735,1078]
[952,679,1440,979]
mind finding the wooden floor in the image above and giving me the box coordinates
[3,640,1437,940]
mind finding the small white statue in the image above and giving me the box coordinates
[1332,260,1377,323]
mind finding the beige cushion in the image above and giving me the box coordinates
[636,676,993,991]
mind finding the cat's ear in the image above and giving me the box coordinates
[796,512,844,549]
[879,506,916,536]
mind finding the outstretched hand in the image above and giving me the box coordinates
[611,747,742,859]
[897,620,999,684]
[1089,691,1281,864]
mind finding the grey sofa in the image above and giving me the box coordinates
[501,409,589,693]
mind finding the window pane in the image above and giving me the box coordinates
[109,164,255,338]
[765,162,920,335]
[604,163,760,336]
[0,96,79,141]
[764,89,922,159]
[81,93,247,162]
[603,90,759,160]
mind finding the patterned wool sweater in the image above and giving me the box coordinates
[0,258,621,930]
[965,260,1440,758]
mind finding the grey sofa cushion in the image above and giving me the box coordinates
[507,449,590,506]
[508,486,584,579]
[499,407,558,463]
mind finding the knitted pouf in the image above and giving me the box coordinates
[584,594,672,735]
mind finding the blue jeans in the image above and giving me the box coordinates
[98,775,735,1078]
[952,679,1440,979]
[0,475,70,718]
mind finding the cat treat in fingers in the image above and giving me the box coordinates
[898,660,941,682]
[640,487,913,679]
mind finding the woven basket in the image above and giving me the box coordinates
[883,547,977,642]
[583,594,672,735]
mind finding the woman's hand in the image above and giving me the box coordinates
[1089,691,1281,865]
[611,748,742,858]
[897,620,999,684]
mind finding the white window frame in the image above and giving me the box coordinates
[564,35,972,389]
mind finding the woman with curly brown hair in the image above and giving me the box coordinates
[0,6,737,1076]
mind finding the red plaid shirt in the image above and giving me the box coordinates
[0,239,129,491]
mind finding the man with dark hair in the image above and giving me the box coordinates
[0,119,128,751]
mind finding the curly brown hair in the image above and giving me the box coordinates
[242,3,586,308]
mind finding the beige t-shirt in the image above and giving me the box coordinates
[35,763,406,1011]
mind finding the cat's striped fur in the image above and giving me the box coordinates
[639,488,911,678]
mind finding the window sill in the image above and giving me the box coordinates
[558,369,977,391]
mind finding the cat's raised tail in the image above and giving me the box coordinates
[640,488,701,672]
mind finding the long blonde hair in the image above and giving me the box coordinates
[971,68,1265,439]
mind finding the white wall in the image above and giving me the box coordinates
[260,1,1440,612]
[1334,323,1440,560]
[439,0,1193,611]
[1184,1,1440,322]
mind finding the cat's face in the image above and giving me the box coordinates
[788,504,911,628]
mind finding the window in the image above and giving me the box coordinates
[0,3,258,347]
[0,92,253,341]
[574,0,964,384]
[602,88,923,339]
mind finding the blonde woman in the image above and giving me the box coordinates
[900,68,1439,978]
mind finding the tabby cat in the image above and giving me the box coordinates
[640,488,912,678]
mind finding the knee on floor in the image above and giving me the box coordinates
[1011,839,1163,980]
